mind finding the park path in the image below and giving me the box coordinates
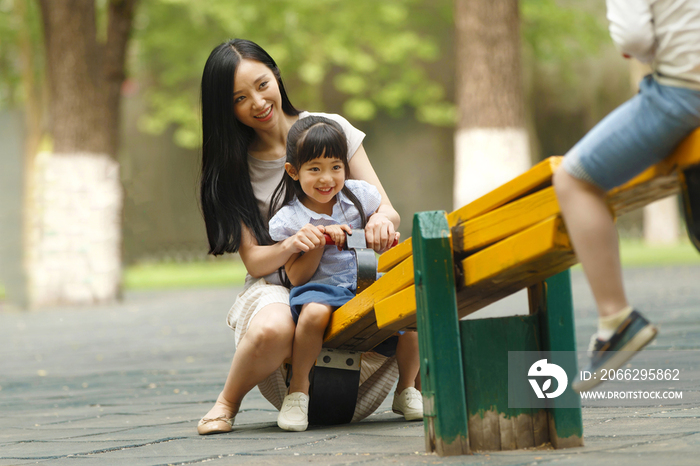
[1,266,699,465]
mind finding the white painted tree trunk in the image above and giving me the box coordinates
[643,196,680,245]
[28,152,123,307]
[453,127,530,208]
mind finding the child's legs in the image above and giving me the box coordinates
[554,169,628,317]
[395,331,421,392]
[206,303,296,419]
[555,76,700,318]
[289,302,333,394]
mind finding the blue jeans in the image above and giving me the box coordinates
[562,75,700,191]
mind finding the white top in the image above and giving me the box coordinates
[607,0,700,89]
[268,180,381,290]
[245,111,366,289]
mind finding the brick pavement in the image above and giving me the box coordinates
[1,266,699,465]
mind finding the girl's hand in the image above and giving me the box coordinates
[365,213,400,253]
[288,223,325,253]
[324,224,352,251]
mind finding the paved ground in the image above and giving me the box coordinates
[1,266,699,465]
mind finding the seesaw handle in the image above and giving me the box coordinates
[323,234,398,248]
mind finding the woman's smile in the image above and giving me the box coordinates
[255,105,273,121]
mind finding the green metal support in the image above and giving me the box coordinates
[413,211,470,456]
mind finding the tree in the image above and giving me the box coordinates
[27,0,138,306]
[132,0,454,148]
[453,0,529,208]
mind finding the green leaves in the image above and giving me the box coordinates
[134,0,453,147]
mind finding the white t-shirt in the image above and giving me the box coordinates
[607,0,700,89]
[245,111,366,288]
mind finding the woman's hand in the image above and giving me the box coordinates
[324,224,352,251]
[287,223,325,254]
[365,212,400,253]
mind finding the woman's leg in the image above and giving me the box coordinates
[552,168,629,318]
[288,302,333,395]
[203,302,296,420]
[395,331,421,392]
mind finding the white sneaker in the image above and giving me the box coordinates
[392,387,423,421]
[277,392,309,431]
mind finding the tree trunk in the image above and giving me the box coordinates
[453,0,530,208]
[30,0,137,307]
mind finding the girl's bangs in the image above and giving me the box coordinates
[297,124,348,166]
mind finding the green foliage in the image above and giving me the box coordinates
[1,0,611,150]
[521,0,608,63]
[123,259,248,289]
[0,0,44,110]
[133,0,454,148]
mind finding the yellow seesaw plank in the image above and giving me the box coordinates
[378,238,412,273]
[456,216,577,317]
[608,128,700,215]
[374,285,417,331]
[373,216,574,330]
[447,157,562,227]
[323,256,414,349]
[453,186,560,255]
[331,128,700,338]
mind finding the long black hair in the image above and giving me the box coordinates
[200,39,300,255]
[268,116,367,228]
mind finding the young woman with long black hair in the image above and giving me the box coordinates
[197,39,421,435]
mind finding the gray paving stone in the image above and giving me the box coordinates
[1,268,699,465]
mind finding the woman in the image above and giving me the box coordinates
[197,39,421,434]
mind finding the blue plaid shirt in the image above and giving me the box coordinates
[268,180,381,290]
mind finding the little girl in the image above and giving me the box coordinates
[267,116,423,432]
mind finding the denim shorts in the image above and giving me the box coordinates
[562,75,700,191]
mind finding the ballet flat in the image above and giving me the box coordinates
[197,415,234,435]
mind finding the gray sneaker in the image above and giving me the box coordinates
[572,310,657,393]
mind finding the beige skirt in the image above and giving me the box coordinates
[226,278,399,422]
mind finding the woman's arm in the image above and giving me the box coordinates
[348,144,400,252]
[238,223,324,278]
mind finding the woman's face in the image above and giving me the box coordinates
[232,59,283,130]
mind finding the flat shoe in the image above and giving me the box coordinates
[277,392,309,432]
[197,415,234,435]
[392,387,423,421]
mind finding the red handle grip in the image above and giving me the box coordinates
[323,234,398,248]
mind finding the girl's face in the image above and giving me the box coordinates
[232,59,283,129]
[286,155,346,213]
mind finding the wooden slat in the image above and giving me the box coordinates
[323,256,414,348]
[378,238,412,273]
[456,217,576,318]
[447,157,562,227]
[375,285,417,330]
[453,187,559,255]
